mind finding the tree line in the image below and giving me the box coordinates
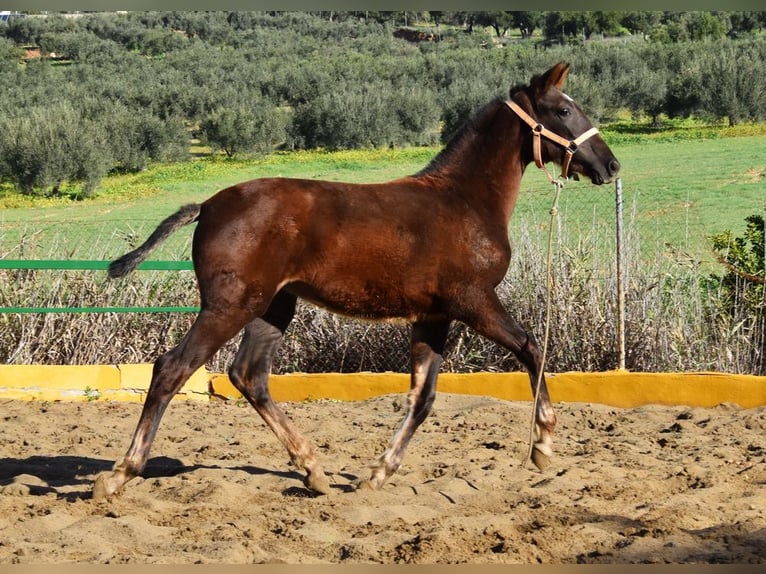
[1,11,765,196]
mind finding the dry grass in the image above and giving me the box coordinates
[2,214,762,375]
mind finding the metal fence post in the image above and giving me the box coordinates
[615,177,626,371]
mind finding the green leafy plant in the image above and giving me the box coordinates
[711,214,765,295]
[710,214,765,373]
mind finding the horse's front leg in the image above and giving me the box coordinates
[458,292,557,471]
[359,320,450,490]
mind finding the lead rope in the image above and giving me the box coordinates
[504,98,596,469]
[522,176,563,468]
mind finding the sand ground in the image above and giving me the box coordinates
[1,393,764,563]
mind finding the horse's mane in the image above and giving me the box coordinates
[416,96,508,177]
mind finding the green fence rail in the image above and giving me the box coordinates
[0,260,193,271]
[0,259,199,314]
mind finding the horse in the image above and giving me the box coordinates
[93,62,620,499]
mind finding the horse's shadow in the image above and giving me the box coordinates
[0,455,350,500]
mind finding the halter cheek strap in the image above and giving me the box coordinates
[506,99,599,184]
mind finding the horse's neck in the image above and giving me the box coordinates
[453,111,527,224]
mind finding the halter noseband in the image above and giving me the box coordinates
[506,99,599,184]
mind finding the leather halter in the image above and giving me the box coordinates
[506,99,600,184]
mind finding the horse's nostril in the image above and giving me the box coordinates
[609,159,621,175]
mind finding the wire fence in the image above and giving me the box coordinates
[1,175,764,374]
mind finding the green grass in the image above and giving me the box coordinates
[0,147,436,213]
[1,130,764,267]
[0,148,436,260]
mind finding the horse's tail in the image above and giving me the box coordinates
[108,203,201,278]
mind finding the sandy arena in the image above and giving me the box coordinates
[1,393,764,563]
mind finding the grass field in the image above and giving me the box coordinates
[0,148,437,260]
[1,131,764,269]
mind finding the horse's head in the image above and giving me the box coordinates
[512,62,620,185]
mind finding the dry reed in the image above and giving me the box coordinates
[1,216,762,375]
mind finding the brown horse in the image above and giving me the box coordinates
[93,62,620,499]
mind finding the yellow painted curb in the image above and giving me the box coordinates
[116,363,210,401]
[208,372,411,402]
[0,365,764,408]
[0,364,209,402]
[0,364,119,401]
[547,371,766,409]
[207,371,766,409]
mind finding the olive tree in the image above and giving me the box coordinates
[0,103,111,196]
[200,99,288,157]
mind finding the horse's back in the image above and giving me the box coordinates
[191,176,490,320]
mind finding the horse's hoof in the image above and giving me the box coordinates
[530,445,552,472]
[92,472,117,500]
[353,478,376,491]
[305,472,332,495]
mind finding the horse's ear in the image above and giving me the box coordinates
[533,62,570,94]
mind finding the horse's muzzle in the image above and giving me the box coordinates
[590,158,621,185]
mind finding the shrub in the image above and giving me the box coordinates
[438,77,503,144]
[291,82,401,150]
[710,214,765,373]
[200,100,289,157]
[711,214,765,300]
[393,85,441,146]
[0,103,112,196]
[105,105,190,172]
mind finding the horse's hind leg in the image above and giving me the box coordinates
[228,292,331,495]
[359,320,450,490]
[93,307,250,499]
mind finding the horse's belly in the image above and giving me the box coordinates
[284,279,437,323]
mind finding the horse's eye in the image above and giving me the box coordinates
[558,107,571,118]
